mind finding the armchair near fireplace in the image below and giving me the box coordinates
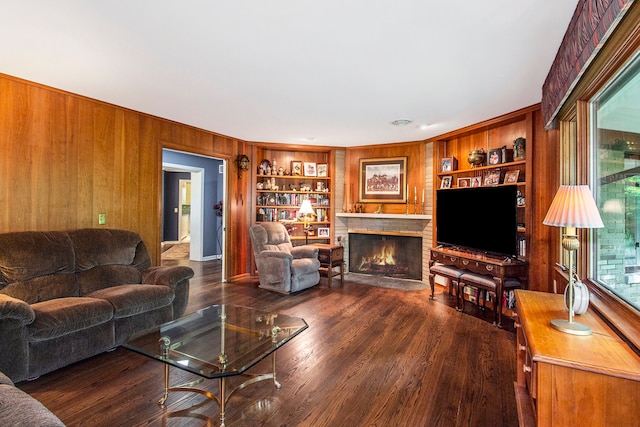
[249,222,321,293]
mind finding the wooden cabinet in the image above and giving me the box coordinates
[514,290,640,427]
[430,247,527,326]
[252,145,333,245]
[310,243,344,286]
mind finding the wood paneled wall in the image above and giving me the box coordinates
[0,73,556,284]
[344,141,427,214]
[0,74,247,275]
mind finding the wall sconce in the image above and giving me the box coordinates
[235,154,250,179]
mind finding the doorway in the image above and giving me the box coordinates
[161,149,227,281]
[162,164,204,261]
[178,179,191,243]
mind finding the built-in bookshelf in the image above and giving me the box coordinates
[251,146,333,245]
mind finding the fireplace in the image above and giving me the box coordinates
[349,233,422,280]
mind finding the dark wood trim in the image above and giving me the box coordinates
[586,279,640,354]
[542,0,633,127]
[557,2,640,122]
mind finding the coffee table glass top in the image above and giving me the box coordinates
[124,305,308,379]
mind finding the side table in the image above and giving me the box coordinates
[310,243,344,287]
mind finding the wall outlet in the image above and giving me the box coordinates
[98,213,106,225]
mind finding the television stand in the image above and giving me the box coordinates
[429,246,528,326]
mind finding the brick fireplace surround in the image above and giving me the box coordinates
[335,213,432,287]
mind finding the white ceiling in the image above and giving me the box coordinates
[0,1,578,147]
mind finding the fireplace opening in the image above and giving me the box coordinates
[349,233,422,280]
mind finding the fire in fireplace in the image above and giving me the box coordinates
[349,233,422,280]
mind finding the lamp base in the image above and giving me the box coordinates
[550,319,592,336]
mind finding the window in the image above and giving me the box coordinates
[591,53,640,312]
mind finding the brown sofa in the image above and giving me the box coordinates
[0,228,194,383]
[0,370,65,426]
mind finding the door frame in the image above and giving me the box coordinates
[163,162,205,262]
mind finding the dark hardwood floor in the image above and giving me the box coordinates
[19,258,518,427]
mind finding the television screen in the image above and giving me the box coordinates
[436,186,518,258]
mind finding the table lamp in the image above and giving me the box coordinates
[298,199,315,244]
[543,185,604,335]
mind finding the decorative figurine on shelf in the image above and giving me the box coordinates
[514,137,526,160]
[467,148,486,168]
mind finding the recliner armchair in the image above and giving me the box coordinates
[249,222,321,293]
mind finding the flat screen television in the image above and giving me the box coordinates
[436,185,518,258]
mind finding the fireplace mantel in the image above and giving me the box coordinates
[336,213,431,220]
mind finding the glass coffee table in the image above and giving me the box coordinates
[124,304,308,427]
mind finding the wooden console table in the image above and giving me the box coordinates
[429,247,527,326]
[514,290,640,426]
[310,243,344,287]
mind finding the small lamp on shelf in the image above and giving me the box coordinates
[542,185,604,336]
[298,199,315,245]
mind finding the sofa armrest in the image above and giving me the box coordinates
[141,266,195,289]
[0,295,35,325]
[0,371,13,386]
[257,250,294,261]
[291,245,319,259]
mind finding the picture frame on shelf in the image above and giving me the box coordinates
[304,162,317,176]
[291,160,303,176]
[487,148,503,165]
[358,156,407,203]
[441,176,453,189]
[317,163,328,177]
[501,146,514,163]
[503,170,520,184]
[457,177,471,188]
[318,227,330,237]
[483,168,502,186]
[470,176,482,187]
[441,157,457,172]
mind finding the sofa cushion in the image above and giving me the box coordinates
[0,231,75,285]
[0,274,79,305]
[76,265,142,295]
[28,298,114,341]
[69,228,151,272]
[86,284,174,318]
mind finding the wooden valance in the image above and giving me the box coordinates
[541,0,634,129]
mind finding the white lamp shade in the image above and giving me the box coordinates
[298,199,314,216]
[543,185,604,228]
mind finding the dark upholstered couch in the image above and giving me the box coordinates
[0,228,194,383]
[0,370,65,426]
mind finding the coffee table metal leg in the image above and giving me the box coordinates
[219,377,226,427]
[159,363,170,406]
